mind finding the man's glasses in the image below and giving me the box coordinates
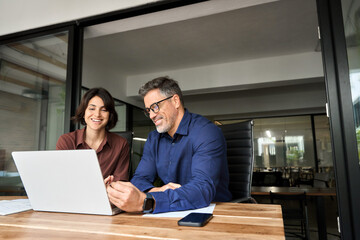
[143,95,173,117]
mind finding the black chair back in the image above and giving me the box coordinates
[113,131,133,178]
[219,120,254,202]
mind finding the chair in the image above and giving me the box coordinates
[219,120,256,203]
[113,131,134,178]
[253,171,284,186]
[270,191,310,239]
[313,172,330,188]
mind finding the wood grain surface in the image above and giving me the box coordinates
[0,197,285,240]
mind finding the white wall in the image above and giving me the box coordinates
[82,50,326,117]
[185,82,326,118]
[126,52,324,97]
[0,0,158,36]
[82,53,140,106]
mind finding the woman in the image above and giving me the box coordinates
[56,88,129,181]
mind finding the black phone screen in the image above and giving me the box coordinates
[177,213,213,227]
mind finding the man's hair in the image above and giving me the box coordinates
[138,76,184,106]
[72,87,118,130]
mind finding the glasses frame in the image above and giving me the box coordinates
[143,95,174,117]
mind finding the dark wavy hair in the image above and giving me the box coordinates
[71,88,118,130]
[138,76,184,107]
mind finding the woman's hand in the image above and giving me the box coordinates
[104,175,114,186]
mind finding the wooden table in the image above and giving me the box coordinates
[251,186,336,196]
[0,197,285,240]
[251,186,337,240]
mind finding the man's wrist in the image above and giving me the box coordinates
[138,192,146,211]
[142,192,155,213]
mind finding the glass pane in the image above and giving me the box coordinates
[314,115,335,187]
[253,116,315,169]
[341,0,360,163]
[0,31,68,195]
[314,115,333,168]
[111,101,127,132]
[217,115,322,187]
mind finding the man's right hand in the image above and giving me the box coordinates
[107,181,146,212]
[148,182,181,192]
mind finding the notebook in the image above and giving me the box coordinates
[12,149,122,215]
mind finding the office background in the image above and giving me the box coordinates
[0,0,359,239]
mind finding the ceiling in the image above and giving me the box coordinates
[83,0,320,76]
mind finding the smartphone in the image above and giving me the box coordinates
[178,213,213,227]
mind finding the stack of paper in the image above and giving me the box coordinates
[0,199,32,215]
[143,203,216,218]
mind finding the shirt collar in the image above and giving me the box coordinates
[75,127,111,148]
[161,109,190,138]
[175,108,190,136]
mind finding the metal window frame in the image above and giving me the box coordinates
[66,25,83,133]
[316,0,360,239]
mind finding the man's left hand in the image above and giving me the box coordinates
[149,182,181,192]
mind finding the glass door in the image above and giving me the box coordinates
[317,0,360,238]
[0,31,69,195]
[341,0,360,163]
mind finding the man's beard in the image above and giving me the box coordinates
[156,124,170,133]
[154,114,176,134]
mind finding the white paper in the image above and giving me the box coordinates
[143,203,216,218]
[0,199,32,215]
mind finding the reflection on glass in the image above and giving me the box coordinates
[112,101,127,132]
[314,115,333,167]
[314,115,335,186]
[217,115,334,187]
[341,0,360,163]
[253,116,314,168]
[285,136,305,164]
[0,32,68,195]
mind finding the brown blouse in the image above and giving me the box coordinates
[56,128,129,181]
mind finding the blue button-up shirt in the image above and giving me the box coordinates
[131,109,232,213]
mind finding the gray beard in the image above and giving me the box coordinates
[154,113,177,134]
[156,124,170,133]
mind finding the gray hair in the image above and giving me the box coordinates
[138,76,184,106]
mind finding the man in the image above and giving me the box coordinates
[106,76,232,213]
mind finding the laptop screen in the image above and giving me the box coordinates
[12,149,115,215]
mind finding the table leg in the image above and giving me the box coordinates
[316,196,327,240]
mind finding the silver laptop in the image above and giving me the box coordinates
[12,149,122,215]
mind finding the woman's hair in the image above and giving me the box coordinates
[138,76,184,106]
[71,88,118,130]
